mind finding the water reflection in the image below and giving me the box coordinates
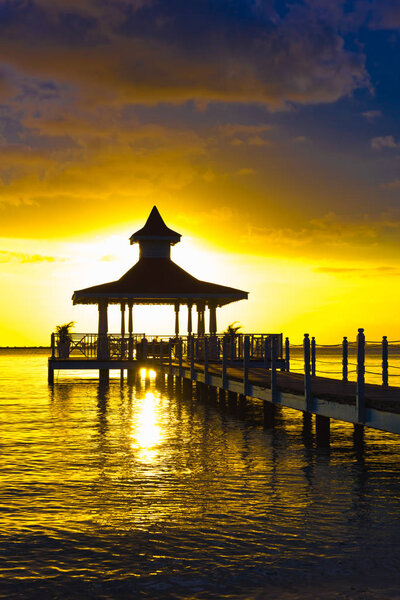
[2,355,400,599]
[131,391,163,464]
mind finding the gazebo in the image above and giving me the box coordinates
[72,206,248,358]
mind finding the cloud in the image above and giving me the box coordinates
[236,168,257,176]
[356,1,400,30]
[219,124,272,137]
[381,179,400,190]
[0,251,65,263]
[240,212,400,256]
[293,136,310,143]
[371,135,399,150]
[0,0,369,108]
[315,266,399,275]
[362,110,382,121]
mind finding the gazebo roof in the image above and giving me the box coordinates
[73,207,248,306]
[130,206,181,244]
[73,258,248,305]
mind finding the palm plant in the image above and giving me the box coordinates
[223,321,242,336]
[56,321,75,343]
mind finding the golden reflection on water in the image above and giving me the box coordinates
[131,390,163,464]
[139,368,156,380]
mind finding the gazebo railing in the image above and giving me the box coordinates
[51,332,283,364]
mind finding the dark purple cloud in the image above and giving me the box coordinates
[0,0,368,106]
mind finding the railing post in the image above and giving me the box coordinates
[230,335,235,360]
[51,333,55,359]
[382,335,389,387]
[179,338,183,377]
[168,338,172,374]
[204,337,209,385]
[264,337,269,370]
[190,336,195,380]
[285,337,290,372]
[142,337,148,360]
[222,336,228,389]
[311,336,316,377]
[270,335,277,402]
[303,333,312,411]
[159,339,163,368]
[342,336,348,382]
[243,335,250,396]
[356,328,365,423]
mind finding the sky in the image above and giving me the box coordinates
[0,0,400,345]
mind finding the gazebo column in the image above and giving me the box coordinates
[120,303,126,380]
[187,302,193,336]
[127,302,135,385]
[197,302,205,336]
[98,300,109,380]
[209,303,217,335]
[174,302,180,337]
[128,302,133,360]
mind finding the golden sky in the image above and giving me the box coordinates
[0,0,399,345]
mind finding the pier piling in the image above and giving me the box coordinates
[316,414,330,446]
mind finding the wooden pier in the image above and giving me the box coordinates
[48,330,400,443]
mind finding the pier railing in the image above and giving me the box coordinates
[50,330,400,389]
[50,332,283,364]
[285,333,400,388]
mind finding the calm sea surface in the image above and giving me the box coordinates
[1,350,400,599]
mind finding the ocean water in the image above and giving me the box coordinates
[1,350,400,599]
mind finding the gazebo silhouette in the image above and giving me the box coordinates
[72,206,248,359]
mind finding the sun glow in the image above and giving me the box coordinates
[131,391,163,464]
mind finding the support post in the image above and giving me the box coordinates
[264,337,269,370]
[204,337,209,385]
[51,333,55,359]
[159,339,163,369]
[382,335,389,387]
[222,336,228,390]
[168,338,172,374]
[97,300,109,361]
[316,414,330,447]
[263,401,275,428]
[285,337,290,371]
[179,338,183,377]
[356,328,365,423]
[120,308,125,334]
[270,335,277,403]
[197,303,205,336]
[209,304,217,335]
[264,335,277,428]
[311,336,316,377]
[48,360,54,385]
[187,303,193,336]
[128,303,133,360]
[342,336,348,382]
[174,303,180,337]
[243,335,250,396]
[303,333,312,412]
[127,368,135,385]
[190,336,195,380]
